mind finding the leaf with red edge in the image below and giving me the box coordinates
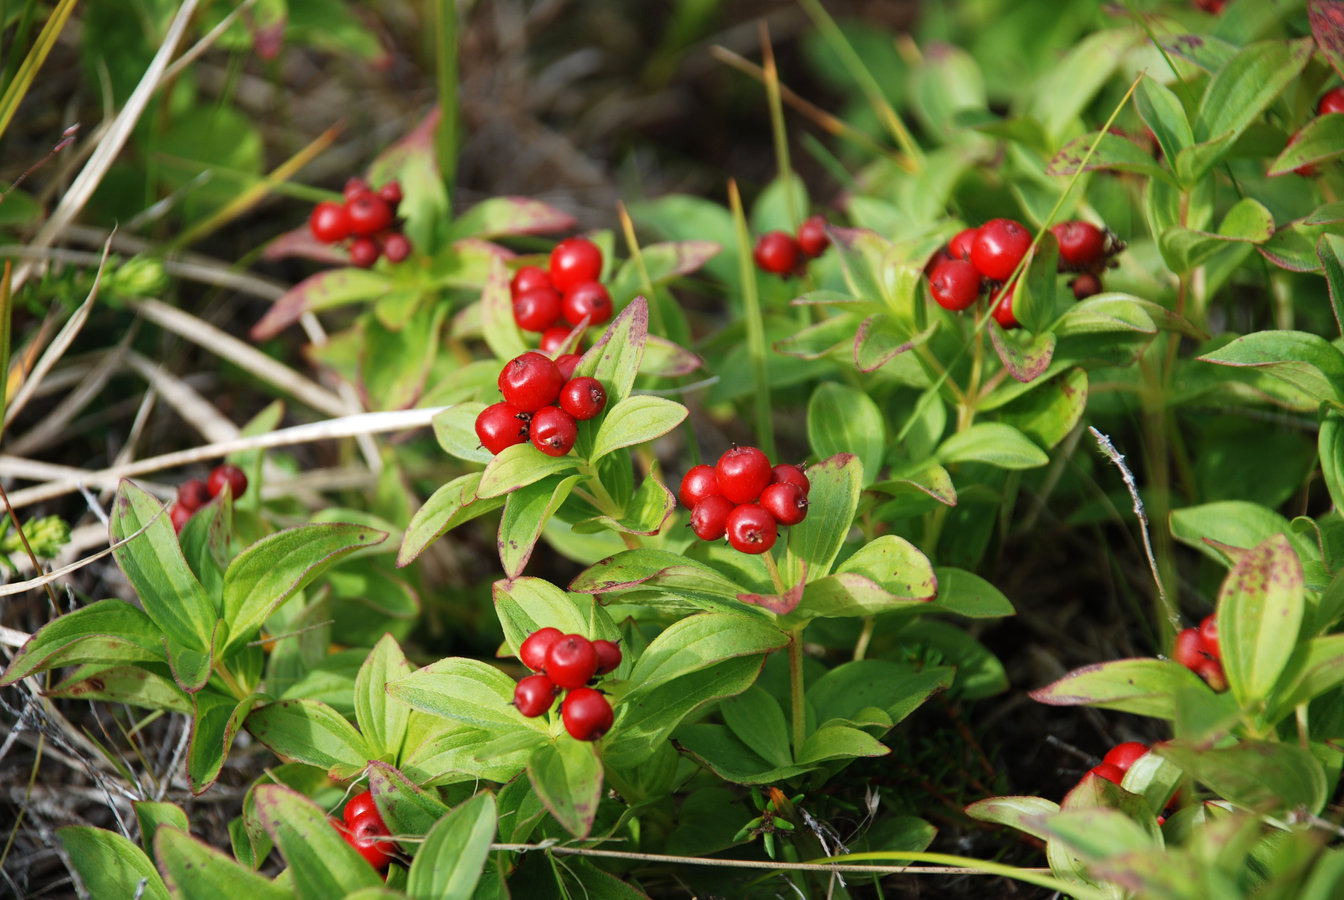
[1030,658,1214,719]
[989,320,1056,383]
[1311,0,1344,81]
[251,268,391,340]
[738,565,806,615]
[368,106,449,249]
[449,196,577,242]
[263,226,350,265]
[253,785,383,896]
[853,314,936,373]
[527,739,602,839]
[1316,233,1344,339]
[1046,131,1177,185]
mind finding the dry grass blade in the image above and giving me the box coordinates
[0,0,80,143]
[123,351,240,445]
[6,341,133,458]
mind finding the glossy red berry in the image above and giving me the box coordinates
[1199,614,1220,661]
[555,353,581,380]
[716,446,772,505]
[592,639,622,676]
[1051,221,1107,269]
[530,406,578,456]
[558,377,607,421]
[309,201,352,243]
[347,818,393,870]
[498,352,565,413]
[345,190,394,237]
[541,326,580,356]
[382,232,412,263]
[562,687,614,741]
[770,464,810,494]
[760,482,808,526]
[679,464,721,508]
[377,180,403,208]
[1088,763,1126,786]
[1197,657,1228,692]
[549,237,604,293]
[561,281,613,327]
[177,478,211,511]
[754,231,801,276]
[349,236,380,268]
[797,215,830,258]
[343,177,371,200]
[948,226,979,261]
[520,627,563,672]
[475,402,530,455]
[207,464,247,499]
[990,282,1019,329]
[511,265,553,297]
[971,218,1031,281]
[924,249,954,275]
[545,634,599,689]
[1102,742,1148,774]
[332,818,390,870]
[1071,272,1102,300]
[1173,627,1206,671]
[170,502,192,533]
[690,495,734,541]
[343,790,379,830]
[1320,87,1344,116]
[513,673,560,717]
[726,504,778,554]
[513,287,563,332]
[928,259,981,311]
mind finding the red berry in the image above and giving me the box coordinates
[512,287,563,332]
[345,190,395,237]
[679,464,721,508]
[511,265,553,297]
[382,232,412,263]
[1102,742,1148,774]
[343,177,371,200]
[592,639,622,676]
[1088,763,1126,786]
[1320,87,1344,116]
[759,482,808,526]
[498,352,565,413]
[377,181,403,209]
[769,464,810,494]
[207,464,247,499]
[331,818,390,870]
[540,326,581,356]
[349,236,380,268]
[1199,614,1220,661]
[928,259,981,311]
[725,503,778,554]
[948,226,979,261]
[690,495,734,541]
[558,377,607,421]
[797,215,830,258]
[1071,272,1102,300]
[716,446,772,505]
[561,281,613,327]
[346,817,393,870]
[549,237,604,293]
[1173,627,1206,672]
[924,249,954,275]
[545,634,599,689]
[530,406,578,456]
[1051,221,1106,269]
[990,282,1019,329]
[753,231,801,276]
[520,627,563,672]
[562,687,614,741]
[1193,0,1224,12]
[177,478,210,511]
[343,790,380,830]
[555,353,581,380]
[1197,657,1228,692]
[513,673,560,717]
[970,218,1032,281]
[309,201,352,243]
[475,402,530,455]
[170,502,192,533]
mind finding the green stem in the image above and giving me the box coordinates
[759,22,799,229]
[577,467,641,550]
[728,179,775,459]
[853,616,875,661]
[788,626,806,759]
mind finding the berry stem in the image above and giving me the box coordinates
[788,626,807,759]
[760,549,786,597]
[728,179,776,459]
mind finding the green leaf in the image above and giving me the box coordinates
[187,690,261,793]
[1157,738,1327,815]
[47,663,192,713]
[928,567,1015,618]
[154,827,288,900]
[398,473,504,567]
[1159,199,1276,273]
[57,825,170,900]
[567,549,761,617]
[807,383,885,486]
[935,423,1047,470]
[134,800,189,857]
[431,403,496,464]
[1271,113,1344,175]
[1318,233,1344,339]
[1194,38,1314,146]
[1026,28,1135,142]
[1031,658,1216,719]
[987,320,1056,383]
[781,453,863,588]
[797,723,889,765]
[1014,232,1060,335]
[1046,130,1177,186]
[365,760,453,837]
[794,574,928,621]
[498,474,580,579]
[527,739,603,839]
[388,657,546,732]
[355,634,413,760]
[836,535,937,599]
[480,254,528,363]
[406,792,497,900]
[965,796,1060,843]
[627,612,788,691]
[720,685,792,768]
[165,631,216,694]
[253,785,383,898]
[110,481,214,651]
[852,315,935,373]
[1217,533,1305,710]
[252,268,391,340]
[222,523,387,652]
[493,577,617,659]
[589,396,688,463]
[807,660,952,726]
[1170,500,1319,566]
[570,470,676,537]
[995,368,1088,450]
[476,443,578,499]
[575,295,648,407]
[449,196,575,241]
[1272,633,1344,716]
[1135,76,1193,171]
[245,699,372,779]
[0,599,163,686]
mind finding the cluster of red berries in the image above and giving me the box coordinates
[474,352,607,457]
[1286,87,1344,177]
[308,178,411,268]
[1173,614,1225,692]
[679,447,809,555]
[753,215,831,277]
[1085,740,1148,787]
[168,463,247,533]
[510,237,611,349]
[925,217,1122,328]
[329,789,394,871]
[512,628,620,741]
